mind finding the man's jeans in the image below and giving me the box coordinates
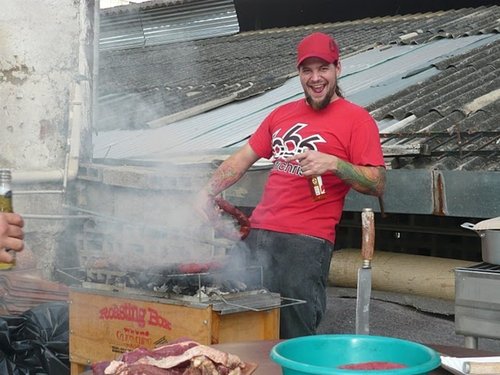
[233,229,334,339]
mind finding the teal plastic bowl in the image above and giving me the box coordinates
[270,335,441,375]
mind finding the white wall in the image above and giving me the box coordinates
[0,1,84,169]
[0,0,94,277]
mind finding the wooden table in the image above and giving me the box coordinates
[82,340,499,374]
[213,340,498,375]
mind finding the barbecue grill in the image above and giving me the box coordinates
[65,261,302,375]
[76,263,290,313]
[455,262,500,349]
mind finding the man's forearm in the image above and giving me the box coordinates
[203,143,260,196]
[335,160,386,196]
[204,159,247,196]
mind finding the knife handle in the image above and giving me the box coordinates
[463,361,500,374]
[361,208,375,264]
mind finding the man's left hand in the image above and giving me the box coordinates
[286,149,338,176]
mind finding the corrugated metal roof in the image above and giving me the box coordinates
[99,0,239,50]
[96,6,500,131]
[93,34,498,162]
[370,38,500,172]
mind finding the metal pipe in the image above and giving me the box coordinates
[14,190,64,195]
[11,0,92,188]
[63,204,133,224]
[11,170,66,185]
[93,0,101,140]
[12,95,82,189]
[20,214,92,220]
[64,81,83,188]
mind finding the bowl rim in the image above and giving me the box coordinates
[269,334,441,375]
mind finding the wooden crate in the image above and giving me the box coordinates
[69,288,279,375]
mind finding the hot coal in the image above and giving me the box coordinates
[84,264,261,297]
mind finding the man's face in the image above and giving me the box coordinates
[298,57,340,110]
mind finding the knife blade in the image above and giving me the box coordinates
[355,208,375,335]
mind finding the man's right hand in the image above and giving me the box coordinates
[193,143,260,223]
[193,189,220,222]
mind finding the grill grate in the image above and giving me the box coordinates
[59,264,306,314]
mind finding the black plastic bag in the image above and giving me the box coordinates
[0,302,69,375]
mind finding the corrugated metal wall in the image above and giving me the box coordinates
[99,0,239,50]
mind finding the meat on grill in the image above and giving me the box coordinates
[92,338,247,375]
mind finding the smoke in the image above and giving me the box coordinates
[77,33,259,281]
[73,176,244,273]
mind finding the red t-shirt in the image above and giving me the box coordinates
[248,98,385,243]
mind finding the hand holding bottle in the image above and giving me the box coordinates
[0,212,24,263]
[287,149,338,201]
[0,169,24,268]
[287,149,338,177]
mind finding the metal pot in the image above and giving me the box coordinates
[461,222,500,265]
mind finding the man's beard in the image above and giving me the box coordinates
[305,84,336,111]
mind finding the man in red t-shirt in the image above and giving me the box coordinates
[196,32,386,338]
